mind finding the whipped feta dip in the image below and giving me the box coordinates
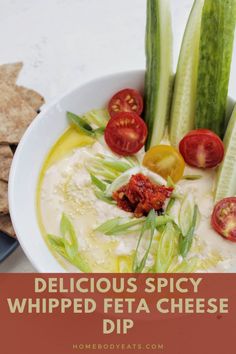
[39,139,236,273]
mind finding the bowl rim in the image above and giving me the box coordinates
[8,69,145,272]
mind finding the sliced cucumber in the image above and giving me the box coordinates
[144,0,173,149]
[195,0,236,137]
[170,0,204,146]
[215,105,236,202]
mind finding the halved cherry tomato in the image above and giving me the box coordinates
[104,112,147,156]
[179,129,224,168]
[143,145,185,183]
[211,197,236,242]
[108,88,143,117]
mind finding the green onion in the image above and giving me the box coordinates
[96,218,145,235]
[90,174,107,192]
[67,112,95,136]
[95,215,172,237]
[165,198,175,215]
[87,166,119,181]
[94,127,105,136]
[102,160,131,173]
[179,194,195,236]
[106,219,145,236]
[83,109,109,128]
[155,222,180,273]
[95,217,123,234]
[86,158,123,181]
[96,154,134,172]
[47,234,68,259]
[94,190,116,205]
[125,155,140,167]
[47,234,65,248]
[47,214,91,272]
[133,209,156,273]
[179,205,198,257]
[182,175,202,180]
[86,155,139,191]
[67,109,108,138]
[167,176,175,187]
[60,213,78,250]
[168,256,199,273]
[155,215,173,226]
[105,167,140,197]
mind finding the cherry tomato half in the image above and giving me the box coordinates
[211,197,236,242]
[179,129,224,168]
[104,112,147,156]
[143,145,185,183]
[108,88,143,117]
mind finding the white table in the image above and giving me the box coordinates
[1,0,234,272]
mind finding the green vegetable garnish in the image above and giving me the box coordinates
[67,112,94,136]
[179,194,199,236]
[144,0,173,148]
[195,0,236,137]
[133,209,156,273]
[179,205,198,257]
[170,0,204,146]
[95,215,172,237]
[47,214,91,272]
[168,256,199,273]
[90,173,107,192]
[155,222,179,273]
[215,104,236,202]
[86,154,136,183]
[165,198,175,215]
[94,190,116,205]
[83,109,109,128]
[182,175,202,181]
[97,218,145,236]
[167,176,175,187]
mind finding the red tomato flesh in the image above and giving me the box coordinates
[104,112,147,156]
[113,173,173,218]
[211,197,236,242]
[179,129,224,168]
[108,88,143,117]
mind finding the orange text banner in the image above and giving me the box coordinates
[0,274,235,354]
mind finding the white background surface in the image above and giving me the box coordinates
[0,0,235,272]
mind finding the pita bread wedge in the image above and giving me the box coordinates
[0,82,37,144]
[0,62,23,85]
[16,86,45,111]
[0,214,15,238]
[0,180,8,214]
[0,145,13,182]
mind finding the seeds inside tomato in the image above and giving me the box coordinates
[179,129,224,169]
[104,112,147,156]
[211,197,236,242]
[108,88,143,117]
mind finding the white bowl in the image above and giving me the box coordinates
[9,70,145,272]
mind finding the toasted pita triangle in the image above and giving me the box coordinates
[16,86,45,111]
[0,82,37,144]
[0,145,13,182]
[0,62,23,85]
[0,180,8,214]
[0,214,15,238]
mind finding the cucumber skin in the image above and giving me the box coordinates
[215,105,236,202]
[170,0,204,147]
[195,0,236,138]
[144,0,173,150]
